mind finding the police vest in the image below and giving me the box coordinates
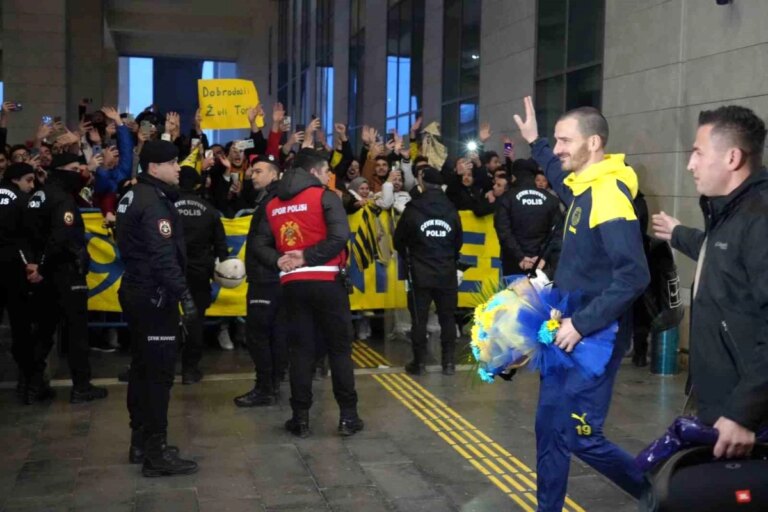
[266,187,344,284]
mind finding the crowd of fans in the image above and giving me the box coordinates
[0,97,608,360]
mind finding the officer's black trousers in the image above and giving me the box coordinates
[245,282,287,391]
[410,286,457,365]
[119,287,178,436]
[0,261,34,379]
[31,269,91,387]
[283,280,357,414]
[181,274,211,372]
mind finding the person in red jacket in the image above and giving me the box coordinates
[252,148,363,438]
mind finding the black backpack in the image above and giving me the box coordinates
[639,239,685,333]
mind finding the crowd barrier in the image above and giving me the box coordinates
[83,208,503,317]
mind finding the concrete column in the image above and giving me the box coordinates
[333,0,350,126]
[421,0,444,125]
[363,0,387,130]
[478,0,536,155]
[237,0,276,109]
[66,0,105,122]
[2,0,67,142]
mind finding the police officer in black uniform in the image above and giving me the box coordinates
[394,166,463,376]
[0,163,39,402]
[116,140,197,477]
[175,166,228,384]
[494,159,563,277]
[26,153,108,403]
[252,149,362,438]
[235,154,288,407]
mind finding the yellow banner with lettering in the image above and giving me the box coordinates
[197,79,264,130]
[84,210,502,316]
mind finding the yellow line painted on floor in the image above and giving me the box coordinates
[371,371,586,512]
[351,347,378,367]
[351,341,392,367]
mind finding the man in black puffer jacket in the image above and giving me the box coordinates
[653,105,768,459]
[235,154,288,407]
[26,154,108,404]
[494,158,563,277]
[174,166,228,384]
[394,166,463,376]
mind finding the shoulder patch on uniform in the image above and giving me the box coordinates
[63,211,75,226]
[158,218,172,238]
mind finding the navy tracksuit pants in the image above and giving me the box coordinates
[535,315,645,511]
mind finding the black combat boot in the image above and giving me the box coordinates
[25,375,56,405]
[405,360,426,375]
[338,411,365,437]
[284,409,310,438]
[129,428,180,464]
[16,373,28,403]
[181,367,203,385]
[70,383,108,404]
[234,381,276,407]
[141,434,198,477]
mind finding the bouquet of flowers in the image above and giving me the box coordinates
[470,276,617,383]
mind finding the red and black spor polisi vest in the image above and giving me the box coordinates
[266,187,345,284]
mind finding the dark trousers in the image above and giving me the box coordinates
[0,261,34,379]
[181,274,211,372]
[119,286,179,436]
[535,316,645,511]
[245,282,287,391]
[283,280,357,414]
[30,268,91,387]
[410,286,457,365]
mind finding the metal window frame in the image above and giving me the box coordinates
[533,0,605,113]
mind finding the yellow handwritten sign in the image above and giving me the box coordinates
[197,79,264,130]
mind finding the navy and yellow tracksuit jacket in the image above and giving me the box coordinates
[531,138,649,338]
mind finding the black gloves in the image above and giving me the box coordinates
[180,289,198,324]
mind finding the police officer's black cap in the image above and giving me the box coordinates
[179,165,201,191]
[51,153,81,170]
[249,153,277,166]
[139,140,178,173]
[419,166,444,186]
[3,162,35,181]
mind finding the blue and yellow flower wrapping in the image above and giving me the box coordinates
[470,278,617,382]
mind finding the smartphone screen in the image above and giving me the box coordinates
[295,124,305,133]
[504,143,513,151]
[92,144,102,155]
[205,149,214,160]
[42,115,53,125]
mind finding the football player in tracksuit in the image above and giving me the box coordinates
[514,97,650,511]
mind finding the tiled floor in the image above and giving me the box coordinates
[0,322,686,511]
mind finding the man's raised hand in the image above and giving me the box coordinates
[513,96,540,144]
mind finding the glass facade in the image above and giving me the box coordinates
[535,0,605,138]
[441,0,480,155]
[316,0,334,141]
[348,0,366,146]
[385,0,425,137]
